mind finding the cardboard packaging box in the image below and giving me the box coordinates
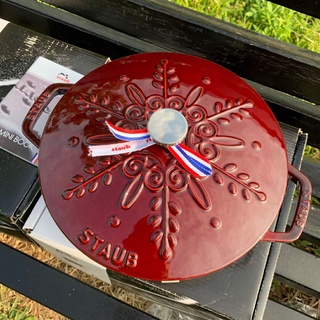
[0,148,39,230]
[0,18,106,229]
[23,196,111,285]
[23,197,198,309]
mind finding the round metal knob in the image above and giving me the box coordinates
[147,109,188,146]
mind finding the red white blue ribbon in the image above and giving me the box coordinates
[107,121,151,141]
[168,144,212,177]
[89,121,212,178]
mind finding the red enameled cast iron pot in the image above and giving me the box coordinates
[23,52,312,282]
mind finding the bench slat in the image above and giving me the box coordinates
[290,203,320,246]
[248,80,320,149]
[275,243,320,298]
[39,0,320,106]
[265,300,313,320]
[270,0,320,19]
[2,0,320,150]
[301,157,320,199]
[0,0,163,58]
[2,0,320,106]
[0,242,155,320]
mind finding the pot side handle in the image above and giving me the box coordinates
[261,164,312,243]
[22,83,72,148]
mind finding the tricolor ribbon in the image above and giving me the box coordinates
[89,121,212,178]
[107,121,151,141]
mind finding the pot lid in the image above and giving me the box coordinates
[37,52,288,281]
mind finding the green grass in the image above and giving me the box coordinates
[0,303,34,320]
[0,286,35,320]
[304,145,320,161]
[168,0,320,53]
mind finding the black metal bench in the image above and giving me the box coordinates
[0,0,320,319]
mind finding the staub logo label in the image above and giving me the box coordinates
[56,72,70,83]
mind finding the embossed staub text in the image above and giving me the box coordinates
[26,90,51,121]
[78,228,138,268]
[295,190,312,227]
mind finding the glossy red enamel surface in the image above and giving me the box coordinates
[37,52,288,281]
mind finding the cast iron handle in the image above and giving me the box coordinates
[22,83,72,148]
[261,164,312,243]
